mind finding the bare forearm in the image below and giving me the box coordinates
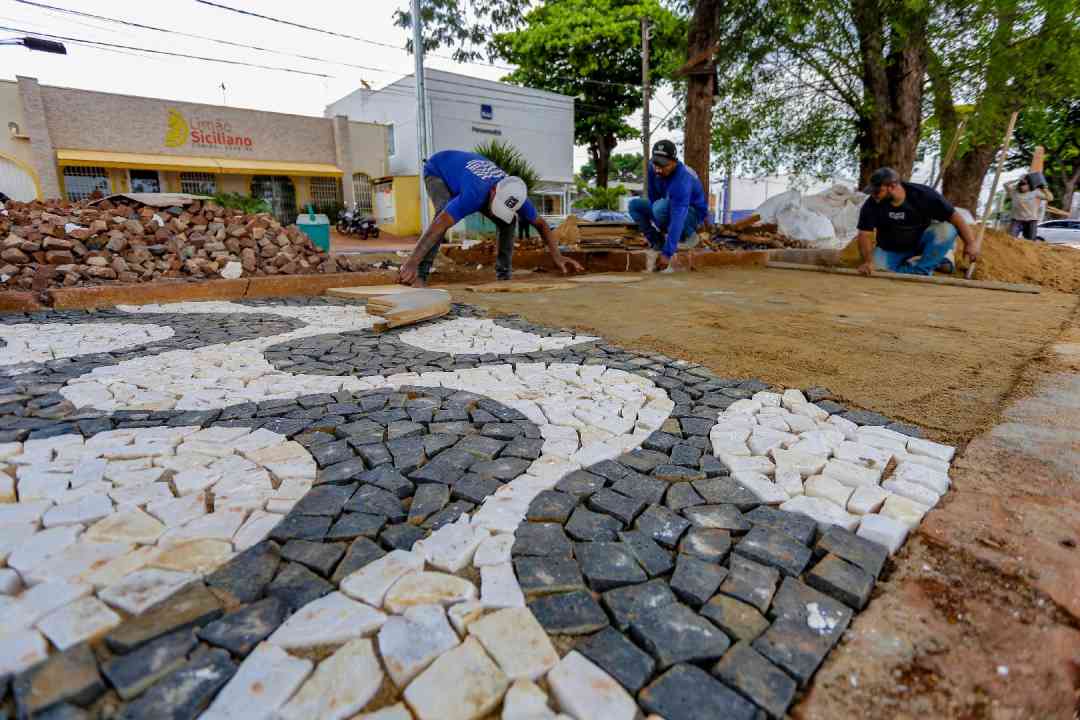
[407,212,453,265]
[535,218,561,258]
[857,231,875,263]
[950,211,975,246]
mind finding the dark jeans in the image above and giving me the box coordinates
[418,175,515,281]
[1010,219,1037,240]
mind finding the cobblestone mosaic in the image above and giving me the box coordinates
[0,299,955,719]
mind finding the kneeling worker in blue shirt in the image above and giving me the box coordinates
[628,140,711,271]
[398,150,583,286]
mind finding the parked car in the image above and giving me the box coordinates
[1035,219,1080,245]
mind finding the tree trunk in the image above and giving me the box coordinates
[851,1,927,186]
[683,0,720,192]
[1060,171,1078,215]
[589,134,618,189]
[941,144,997,215]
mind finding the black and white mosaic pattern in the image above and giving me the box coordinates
[0,299,956,720]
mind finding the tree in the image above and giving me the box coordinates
[1008,100,1080,215]
[580,153,645,183]
[493,0,684,188]
[474,139,540,190]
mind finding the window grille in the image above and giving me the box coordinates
[352,173,374,215]
[310,177,343,214]
[63,166,109,201]
[180,172,216,195]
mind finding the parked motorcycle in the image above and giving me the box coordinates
[336,206,381,240]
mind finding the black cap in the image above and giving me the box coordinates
[651,139,678,165]
[862,167,900,195]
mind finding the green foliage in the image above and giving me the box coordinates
[580,153,645,183]
[573,181,628,211]
[211,192,271,215]
[473,139,541,191]
[1008,100,1080,212]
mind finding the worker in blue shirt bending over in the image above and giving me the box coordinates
[398,150,583,286]
[628,140,711,271]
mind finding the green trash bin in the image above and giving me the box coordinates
[296,205,331,251]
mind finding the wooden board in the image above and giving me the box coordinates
[367,289,451,331]
[466,282,576,293]
[325,285,422,299]
[567,274,645,284]
[766,261,1040,294]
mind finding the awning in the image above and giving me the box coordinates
[56,150,342,177]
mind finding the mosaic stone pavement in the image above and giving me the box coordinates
[0,298,957,719]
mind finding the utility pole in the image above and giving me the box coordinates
[640,17,651,196]
[411,0,431,228]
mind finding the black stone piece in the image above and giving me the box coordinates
[719,555,781,614]
[102,629,198,701]
[751,617,835,687]
[576,627,656,694]
[683,504,751,533]
[353,442,393,467]
[454,434,506,460]
[452,474,503,505]
[470,457,531,481]
[291,484,356,516]
[343,485,406,523]
[359,465,412,498]
[617,529,674,577]
[643,431,680,453]
[13,643,105,717]
[408,483,450,525]
[678,528,732,563]
[423,433,459,457]
[310,439,354,468]
[665,482,705,512]
[269,513,331,543]
[196,597,290,656]
[617,448,669,473]
[575,542,647,592]
[105,584,224,654]
[670,444,703,467]
[630,602,731,669]
[326,512,386,541]
[386,437,426,474]
[700,594,770,643]
[333,537,386,583]
[316,457,367,485]
[588,459,629,482]
[281,539,346,577]
[770,577,854,643]
[555,470,606,497]
[699,455,727,478]
[512,522,573,558]
[669,553,727,607]
[733,527,813,577]
[409,458,466,486]
[610,472,667,505]
[652,465,706,483]
[814,526,889,579]
[116,649,236,720]
[816,400,846,415]
[743,506,817,546]
[678,417,714,436]
[639,664,759,720]
[886,421,924,438]
[587,488,646,525]
[514,556,587,598]
[633,504,691,548]
[422,500,473,530]
[266,562,333,610]
[692,477,759,511]
[713,641,799,719]
[527,590,610,635]
[204,541,280,605]
[564,506,622,542]
[526,490,578,523]
[840,409,891,426]
[502,437,544,460]
[380,523,427,550]
[601,577,677,631]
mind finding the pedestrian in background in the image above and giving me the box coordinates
[1007,176,1053,240]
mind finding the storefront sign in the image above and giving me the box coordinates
[481,104,493,120]
[165,109,255,151]
[471,126,502,136]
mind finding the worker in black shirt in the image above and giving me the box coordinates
[856,167,980,276]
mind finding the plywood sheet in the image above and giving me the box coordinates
[326,285,423,299]
[567,274,645,284]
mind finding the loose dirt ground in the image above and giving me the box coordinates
[449,266,1080,718]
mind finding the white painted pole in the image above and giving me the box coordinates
[412,0,431,229]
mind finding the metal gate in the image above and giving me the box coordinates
[250,175,297,224]
[0,157,36,201]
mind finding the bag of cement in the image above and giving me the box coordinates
[776,206,839,247]
[755,190,802,223]
[803,185,867,244]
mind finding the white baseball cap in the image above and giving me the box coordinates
[491,176,527,223]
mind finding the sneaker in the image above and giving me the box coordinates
[936,259,955,274]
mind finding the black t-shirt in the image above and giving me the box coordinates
[857,182,955,252]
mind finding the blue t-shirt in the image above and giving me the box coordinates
[646,162,709,256]
[423,150,538,224]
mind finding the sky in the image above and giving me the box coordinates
[0,0,681,177]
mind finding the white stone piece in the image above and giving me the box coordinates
[771,448,827,477]
[822,459,881,488]
[277,638,384,720]
[828,414,859,439]
[725,399,762,415]
[882,478,941,508]
[378,603,460,687]
[0,499,53,527]
[747,428,796,456]
[781,389,806,408]
[97,568,195,614]
[0,580,92,633]
[892,450,951,474]
[84,546,162,589]
[469,607,558,681]
[201,642,313,720]
[0,629,49,675]
[847,485,890,515]
[832,441,892,472]
[448,600,486,636]
[157,507,246,548]
[783,413,817,433]
[892,461,951,495]
[0,568,22,594]
[83,507,165,545]
[145,493,206,528]
[234,511,280,551]
[503,679,558,720]
[7,524,83,576]
[404,636,510,720]
[413,519,488,573]
[35,595,121,650]
[268,591,386,648]
[857,513,909,554]
[880,494,930,530]
[339,549,424,607]
[717,454,775,476]
[774,468,804,497]
[42,494,113,528]
[473,533,515,567]
[152,539,233,574]
[383,571,477,613]
[804,474,855,508]
[22,541,132,587]
[547,651,636,720]
[109,483,174,508]
[779,495,860,532]
[732,472,788,505]
[480,562,526,609]
[856,429,907,452]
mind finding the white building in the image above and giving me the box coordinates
[326,69,575,228]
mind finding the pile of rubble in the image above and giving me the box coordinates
[706,214,813,251]
[0,197,371,291]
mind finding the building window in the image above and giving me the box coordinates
[352,173,374,215]
[387,123,395,156]
[180,172,216,195]
[129,169,161,193]
[63,166,110,201]
[251,176,297,224]
[310,176,344,220]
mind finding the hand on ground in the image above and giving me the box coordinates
[554,255,584,274]
[656,255,671,272]
[398,261,418,285]
[857,261,874,276]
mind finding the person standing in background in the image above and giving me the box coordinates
[1007,176,1053,240]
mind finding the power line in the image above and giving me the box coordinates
[0,24,335,78]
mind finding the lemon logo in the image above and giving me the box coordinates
[165,109,189,147]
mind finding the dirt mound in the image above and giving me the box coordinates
[837,228,1080,292]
